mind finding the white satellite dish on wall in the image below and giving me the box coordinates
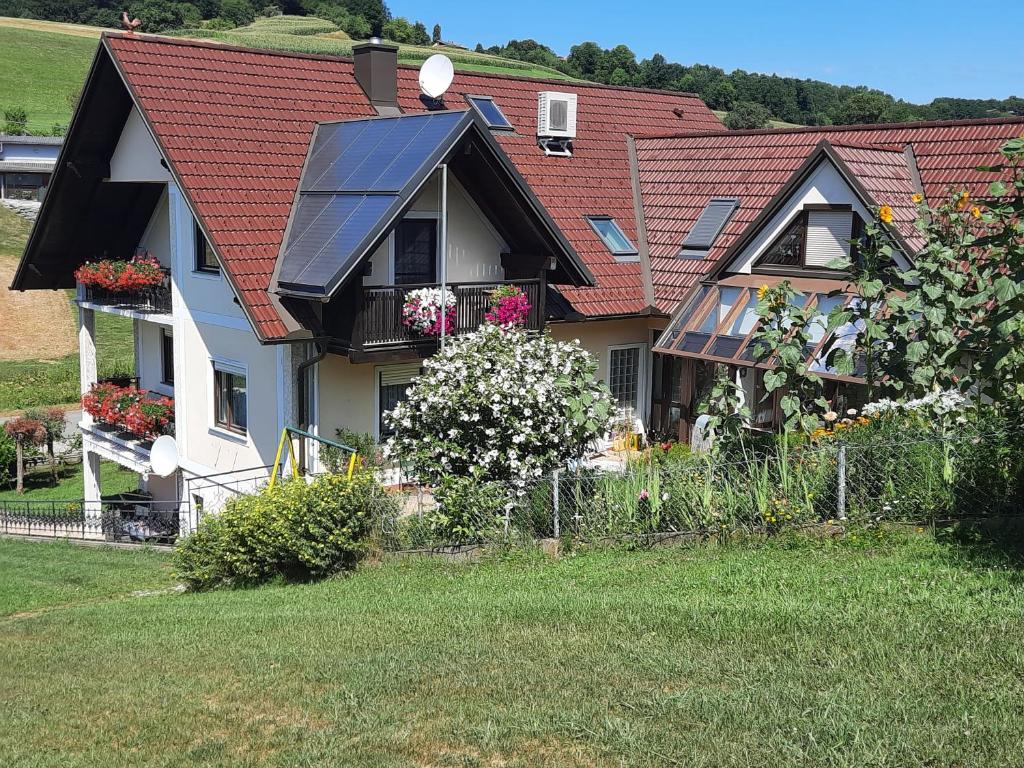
[149,435,179,477]
[419,54,454,99]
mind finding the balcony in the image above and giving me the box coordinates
[78,267,172,319]
[353,279,544,350]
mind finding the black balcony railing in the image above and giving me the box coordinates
[81,268,172,314]
[0,497,196,544]
[357,279,543,347]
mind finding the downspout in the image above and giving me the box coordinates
[296,342,327,472]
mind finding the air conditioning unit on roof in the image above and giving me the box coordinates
[537,91,578,138]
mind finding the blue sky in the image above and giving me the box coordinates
[389,0,1022,103]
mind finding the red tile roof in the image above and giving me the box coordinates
[636,118,1024,312]
[104,33,721,338]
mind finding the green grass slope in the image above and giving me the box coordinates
[1,533,1022,766]
[0,23,96,133]
[0,205,133,412]
[0,15,573,136]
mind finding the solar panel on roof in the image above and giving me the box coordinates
[467,96,513,130]
[279,194,397,289]
[303,111,466,194]
[278,110,475,295]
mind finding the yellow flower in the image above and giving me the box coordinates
[956,191,970,211]
[878,205,894,224]
[756,284,769,301]
[970,205,982,219]
[911,192,924,204]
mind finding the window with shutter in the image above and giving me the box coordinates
[805,210,853,267]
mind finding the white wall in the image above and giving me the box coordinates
[137,188,171,267]
[109,107,172,184]
[136,320,172,397]
[166,184,292,489]
[725,160,871,274]
[363,173,507,286]
[549,317,654,382]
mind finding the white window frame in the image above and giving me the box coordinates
[607,343,649,424]
[209,357,249,443]
[374,363,421,440]
[191,216,221,281]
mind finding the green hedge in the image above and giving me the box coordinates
[173,473,391,589]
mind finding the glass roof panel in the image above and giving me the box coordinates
[655,285,710,350]
[722,291,759,337]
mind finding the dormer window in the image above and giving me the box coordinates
[467,95,513,131]
[586,216,638,261]
[755,206,858,271]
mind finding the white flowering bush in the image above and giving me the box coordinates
[860,389,966,419]
[385,324,613,487]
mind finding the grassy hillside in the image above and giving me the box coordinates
[0,206,133,412]
[0,15,574,135]
[175,14,576,80]
[0,22,97,134]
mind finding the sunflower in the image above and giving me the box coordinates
[911,193,924,204]
[970,205,982,219]
[879,205,894,224]
[756,284,769,301]
[956,191,970,211]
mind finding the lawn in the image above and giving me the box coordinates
[0,460,138,501]
[1,531,1022,767]
[0,538,174,616]
[0,24,96,133]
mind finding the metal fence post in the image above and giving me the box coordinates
[837,444,847,521]
[552,469,560,538]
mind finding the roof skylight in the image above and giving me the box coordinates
[586,216,639,261]
[466,95,513,130]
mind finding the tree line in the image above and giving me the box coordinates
[2,0,1018,130]
[474,39,1020,129]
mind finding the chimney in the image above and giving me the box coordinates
[352,40,400,116]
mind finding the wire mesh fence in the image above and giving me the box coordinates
[369,426,1024,551]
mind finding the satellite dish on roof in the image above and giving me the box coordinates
[149,435,179,478]
[419,54,454,99]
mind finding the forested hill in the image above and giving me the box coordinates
[2,0,1019,131]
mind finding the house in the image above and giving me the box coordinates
[0,134,61,202]
[9,33,721,517]
[10,32,1024,523]
[638,118,1024,439]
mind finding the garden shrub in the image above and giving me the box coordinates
[0,430,15,488]
[173,473,389,589]
[386,324,613,488]
[320,429,383,473]
[428,475,508,543]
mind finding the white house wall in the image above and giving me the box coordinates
[137,187,171,266]
[108,107,172,184]
[725,160,871,274]
[136,320,171,397]
[363,174,506,286]
[166,184,289,487]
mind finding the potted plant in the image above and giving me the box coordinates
[74,253,164,294]
[401,287,457,337]
[484,284,531,328]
